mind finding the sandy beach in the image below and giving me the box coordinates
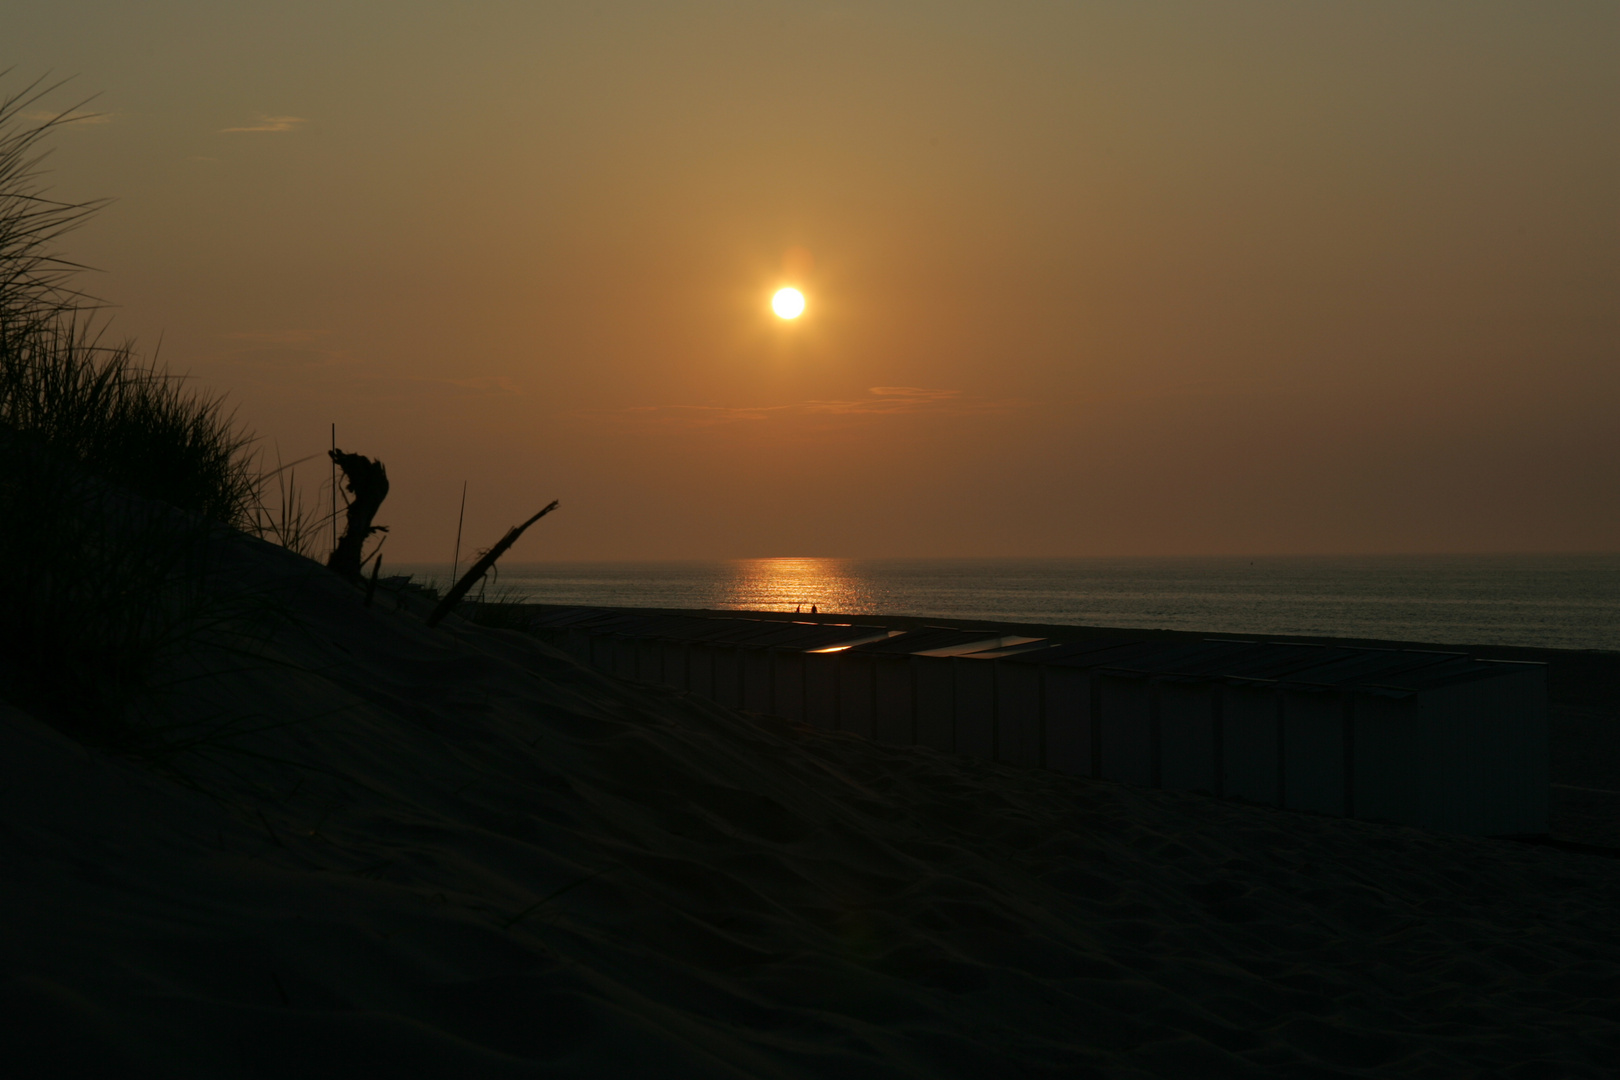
[5,9,1617,1072]
[2,532,1617,1077]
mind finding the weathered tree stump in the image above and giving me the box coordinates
[326,449,388,580]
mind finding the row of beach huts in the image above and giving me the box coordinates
[520,606,1548,836]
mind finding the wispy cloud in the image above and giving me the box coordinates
[611,386,1022,428]
[219,115,306,134]
[814,386,966,414]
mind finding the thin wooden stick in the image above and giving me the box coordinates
[427,501,558,628]
[329,422,337,558]
[451,480,467,587]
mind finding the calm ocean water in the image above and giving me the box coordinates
[389,555,1620,652]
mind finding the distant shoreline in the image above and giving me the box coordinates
[393,554,1620,653]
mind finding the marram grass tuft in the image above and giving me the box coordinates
[0,77,323,752]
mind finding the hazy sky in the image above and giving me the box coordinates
[10,1,1617,561]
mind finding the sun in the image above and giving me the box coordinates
[771,287,805,320]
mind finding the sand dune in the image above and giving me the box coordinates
[3,534,1618,1077]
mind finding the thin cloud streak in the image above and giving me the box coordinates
[219,115,306,133]
[610,386,1025,428]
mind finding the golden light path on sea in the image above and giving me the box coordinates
[717,557,873,614]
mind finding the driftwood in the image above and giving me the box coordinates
[427,500,558,628]
[326,449,389,580]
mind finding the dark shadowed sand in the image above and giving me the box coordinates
[3,538,1617,1077]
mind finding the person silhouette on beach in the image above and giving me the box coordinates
[811,604,817,614]
[795,604,801,613]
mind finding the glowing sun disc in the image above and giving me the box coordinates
[772,288,805,319]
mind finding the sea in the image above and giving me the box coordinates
[388,554,1620,653]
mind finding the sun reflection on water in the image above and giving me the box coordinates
[718,557,874,614]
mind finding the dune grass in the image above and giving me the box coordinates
[0,80,327,751]
[0,318,261,521]
[0,309,300,744]
[0,76,502,774]
[252,450,332,562]
[0,75,108,335]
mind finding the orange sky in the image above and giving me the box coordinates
[12,1,1618,561]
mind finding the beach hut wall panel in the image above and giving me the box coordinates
[686,644,716,700]
[654,630,697,675]
[710,646,743,708]
[567,628,592,664]
[1280,690,1349,817]
[1095,675,1154,786]
[952,658,997,760]
[1221,685,1282,805]
[636,639,664,683]
[597,633,628,678]
[660,643,690,690]
[566,628,594,663]
[995,661,1043,768]
[1501,665,1552,833]
[1410,684,1491,834]
[610,636,631,678]
[837,656,877,739]
[624,639,648,681]
[872,656,914,745]
[1041,667,1093,777]
[602,634,625,676]
[1157,680,1218,794]
[1347,693,1419,827]
[583,631,607,669]
[1406,667,1548,835]
[914,656,956,752]
[770,651,806,721]
[742,649,773,713]
[589,634,617,674]
[619,637,646,681]
[803,654,839,730]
